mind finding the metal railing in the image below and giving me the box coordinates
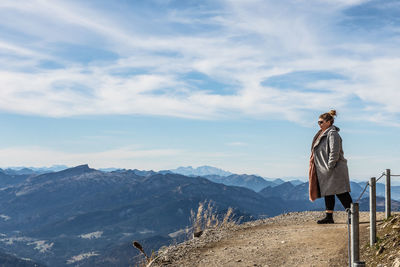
[347,168,399,267]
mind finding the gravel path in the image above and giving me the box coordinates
[152,211,387,267]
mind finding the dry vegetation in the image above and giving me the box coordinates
[361,214,400,266]
[133,200,240,267]
[190,200,239,238]
[133,241,158,267]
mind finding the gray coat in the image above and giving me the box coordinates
[312,125,351,196]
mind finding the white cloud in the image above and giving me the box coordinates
[0,146,184,169]
[0,146,251,172]
[226,142,247,147]
[0,0,398,125]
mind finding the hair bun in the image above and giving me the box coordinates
[329,109,337,117]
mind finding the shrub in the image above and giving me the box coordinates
[189,200,240,238]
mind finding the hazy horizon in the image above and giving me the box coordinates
[2,163,396,184]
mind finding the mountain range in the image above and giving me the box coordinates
[169,165,233,177]
[0,165,399,266]
[168,166,303,191]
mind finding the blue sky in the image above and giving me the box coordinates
[0,0,399,180]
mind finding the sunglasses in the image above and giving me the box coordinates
[318,120,325,125]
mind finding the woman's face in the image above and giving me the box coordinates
[318,118,331,131]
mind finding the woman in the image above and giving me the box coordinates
[309,110,352,224]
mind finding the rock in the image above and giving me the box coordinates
[393,257,400,267]
[376,246,385,255]
[193,231,203,238]
[392,225,400,230]
[236,259,242,262]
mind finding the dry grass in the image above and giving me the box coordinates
[134,200,241,266]
[360,214,400,266]
[189,200,240,237]
[133,241,158,267]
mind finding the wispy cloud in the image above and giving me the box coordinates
[0,146,249,172]
[226,142,247,147]
[0,146,184,169]
[0,0,399,125]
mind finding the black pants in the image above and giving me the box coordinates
[324,192,353,210]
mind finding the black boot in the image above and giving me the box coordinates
[317,213,334,224]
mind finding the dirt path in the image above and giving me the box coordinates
[193,221,351,266]
[154,211,387,267]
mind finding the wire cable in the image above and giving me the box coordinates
[355,181,370,203]
[376,172,386,182]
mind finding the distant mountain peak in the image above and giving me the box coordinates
[59,164,96,174]
[2,165,69,175]
[42,164,98,179]
[29,164,97,182]
[170,165,233,177]
[72,164,90,170]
